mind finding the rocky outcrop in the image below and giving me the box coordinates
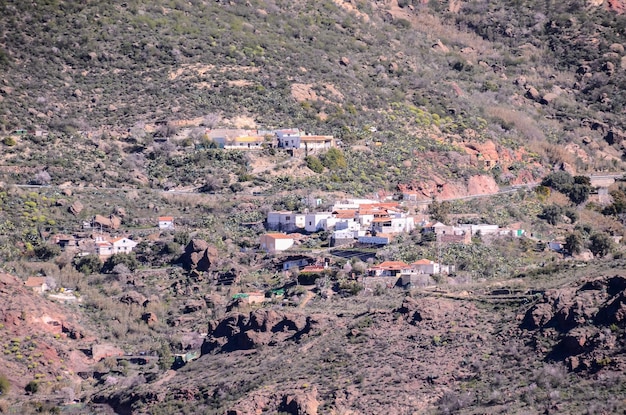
[202,310,325,354]
[119,291,148,307]
[395,296,476,326]
[179,239,219,272]
[522,275,626,371]
[279,387,320,415]
[93,214,122,230]
[69,200,84,216]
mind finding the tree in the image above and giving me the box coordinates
[34,244,61,261]
[603,189,626,216]
[541,171,574,193]
[320,148,347,170]
[73,255,102,275]
[305,156,324,173]
[565,232,584,255]
[157,341,173,371]
[568,183,591,205]
[428,198,450,223]
[539,204,562,225]
[589,232,614,257]
[102,253,139,273]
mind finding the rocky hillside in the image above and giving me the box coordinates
[0,272,94,410]
[3,1,626,197]
[84,262,626,415]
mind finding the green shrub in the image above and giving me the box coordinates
[25,380,38,394]
[305,156,324,173]
[0,374,9,396]
[2,137,16,147]
[73,255,103,275]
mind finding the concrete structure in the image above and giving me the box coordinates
[25,277,50,294]
[371,216,415,234]
[300,135,335,153]
[267,211,305,232]
[411,258,440,275]
[281,256,313,271]
[276,129,301,149]
[158,216,175,230]
[457,224,500,236]
[367,260,410,277]
[233,292,266,305]
[358,234,392,245]
[259,233,294,253]
[304,212,334,232]
[95,237,138,259]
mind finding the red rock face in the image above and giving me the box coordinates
[607,0,626,14]
[0,272,93,391]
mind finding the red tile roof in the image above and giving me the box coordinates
[159,216,174,221]
[372,260,409,270]
[25,277,46,287]
[301,265,326,273]
[264,233,294,240]
[413,259,435,265]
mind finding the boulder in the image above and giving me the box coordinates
[561,327,590,355]
[142,312,158,325]
[92,343,124,361]
[339,56,350,66]
[183,299,205,314]
[280,387,319,415]
[525,86,541,102]
[69,200,84,216]
[432,39,449,53]
[603,61,616,75]
[119,291,147,307]
[610,43,625,54]
[523,303,554,329]
[541,92,559,104]
[114,206,127,218]
[181,239,218,272]
[93,214,121,230]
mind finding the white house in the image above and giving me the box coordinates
[259,233,294,253]
[457,224,500,236]
[371,216,415,234]
[96,237,138,259]
[299,135,335,153]
[25,277,50,294]
[334,218,360,231]
[158,216,175,230]
[267,211,305,232]
[411,259,440,275]
[305,212,334,232]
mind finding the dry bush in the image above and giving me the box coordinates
[526,141,575,167]
[486,107,545,142]
[160,192,218,209]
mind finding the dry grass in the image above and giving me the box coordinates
[486,107,546,142]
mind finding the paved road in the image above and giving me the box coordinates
[6,172,625,202]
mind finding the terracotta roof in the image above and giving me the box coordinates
[264,233,294,240]
[159,216,174,221]
[413,259,435,265]
[372,260,409,270]
[372,217,392,223]
[25,277,46,287]
[234,135,263,143]
[334,210,356,219]
[300,265,325,273]
[300,135,334,142]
